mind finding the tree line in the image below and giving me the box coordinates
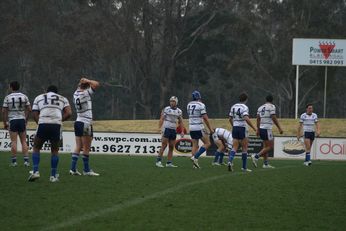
[1,0,346,120]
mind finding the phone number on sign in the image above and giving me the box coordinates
[309,59,344,65]
[90,144,161,154]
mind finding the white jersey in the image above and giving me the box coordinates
[32,92,70,125]
[257,103,276,129]
[162,106,182,130]
[300,113,318,132]
[187,101,206,131]
[2,92,30,121]
[74,87,94,124]
[229,103,249,127]
[213,128,233,148]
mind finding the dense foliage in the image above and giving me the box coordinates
[1,0,346,119]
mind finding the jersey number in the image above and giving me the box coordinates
[43,95,60,106]
[75,98,82,110]
[260,107,266,116]
[11,97,22,109]
[232,108,241,117]
[188,105,196,115]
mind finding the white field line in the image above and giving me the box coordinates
[42,164,302,231]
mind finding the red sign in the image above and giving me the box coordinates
[319,42,335,59]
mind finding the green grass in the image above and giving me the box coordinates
[1,152,345,231]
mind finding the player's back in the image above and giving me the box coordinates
[187,101,206,131]
[33,92,69,124]
[3,92,30,121]
[73,88,94,124]
[162,106,182,129]
[229,103,249,127]
[257,103,276,129]
[215,128,232,140]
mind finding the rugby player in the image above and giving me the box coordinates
[251,94,283,168]
[188,90,214,168]
[211,128,233,166]
[28,85,71,182]
[228,93,256,172]
[156,96,185,168]
[2,81,31,167]
[297,104,320,166]
[69,77,100,176]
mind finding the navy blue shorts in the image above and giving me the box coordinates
[163,128,177,140]
[190,130,203,140]
[74,121,93,137]
[36,124,61,142]
[259,128,273,141]
[232,126,247,140]
[304,132,315,141]
[9,119,26,133]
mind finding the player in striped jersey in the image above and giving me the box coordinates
[297,104,320,166]
[2,81,31,167]
[156,96,185,168]
[69,77,100,176]
[251,95,283,168]
[212,128,233,166]
[228,93,256,172]
[28,85,71,182]
[188,90,214,168]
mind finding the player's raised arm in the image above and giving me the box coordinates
[80,77,100,90]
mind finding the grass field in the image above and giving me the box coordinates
[1,152,345,231]
[27,118,346,137]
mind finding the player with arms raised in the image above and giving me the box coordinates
[28,85,71,182]
[69,77,100,176]
[228,93,256,172]
[2,81,31,167]
[297,104,320,166]
[251,94,283,168]
[188,90,214,168]
[156,96,185,168]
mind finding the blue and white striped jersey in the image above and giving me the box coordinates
[300,113,318,132]
[187,101,206,131]
[74,87,94,124]
[229,103,249,127]
[257,103,276,129]
[162,106,182,130]
[32,92,70,125]
[2,92,30,121]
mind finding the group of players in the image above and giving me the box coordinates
[2,78,100,182]
[156,90,321,171]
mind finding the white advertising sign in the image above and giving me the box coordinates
[314,138,346,160]
[292,38,346,66]
[0,129,197,156]
[274,136,312,159]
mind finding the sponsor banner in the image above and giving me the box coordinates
[292,38,346,66]
[0,129,196,156]
[315,138,346,160]
[274,137,310,159]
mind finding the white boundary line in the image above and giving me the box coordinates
[41,164,301,231]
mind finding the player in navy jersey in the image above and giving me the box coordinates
[212,128,233,166]
[70,77,100,176]
[28,85,72,182]
[228,93,256,172]
[188,90,214,168]
[156,96,185,168]
[297,104,320,166]
[251,95,283,168]
[2,81,31,167]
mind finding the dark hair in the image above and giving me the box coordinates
[79,82,90,89]
[306,103,313,108]
[266,94,273,103]
[47,85,58,93]
[10,81,20,91]
[239,92,248,102]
